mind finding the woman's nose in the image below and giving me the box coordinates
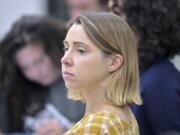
[61,52,73,67]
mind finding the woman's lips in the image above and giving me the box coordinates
[62,71,74,80]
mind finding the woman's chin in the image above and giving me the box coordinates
[65,82,77,90]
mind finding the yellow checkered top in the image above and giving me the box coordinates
[64,111,139,135]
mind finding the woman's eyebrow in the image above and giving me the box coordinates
[73,41,89,48]
[63,40,89,48]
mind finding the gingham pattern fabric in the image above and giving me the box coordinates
[64,111,139,135]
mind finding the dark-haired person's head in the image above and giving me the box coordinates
[109,0,180,70]
[0,15,67,92]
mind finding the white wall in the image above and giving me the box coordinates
[0,0,47,40]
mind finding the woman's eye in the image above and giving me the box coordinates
[77,49,86,54]
[63,47,69,52]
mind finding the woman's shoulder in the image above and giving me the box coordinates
[64,111,139,135]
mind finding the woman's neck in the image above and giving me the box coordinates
[81,85,106,115]
[85,99,107,115]
[82,86,132,123]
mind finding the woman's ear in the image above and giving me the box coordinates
[108,54,123,72]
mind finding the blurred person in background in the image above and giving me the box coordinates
[66,0,108,22]
[0,15,84,135]
[109,0,180,134]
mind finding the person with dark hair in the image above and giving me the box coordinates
[61,12,142,135]
[0,15,84,134]
[109,0,180,134]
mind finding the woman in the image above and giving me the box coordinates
[61,12,142,134]
[0,15,84,134]
[109,0,180,134]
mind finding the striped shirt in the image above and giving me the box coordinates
[64,111,139,135]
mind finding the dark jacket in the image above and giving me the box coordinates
[133,59,180,135]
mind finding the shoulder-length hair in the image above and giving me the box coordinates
[67,12,142,106]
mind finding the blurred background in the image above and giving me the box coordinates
[0,0,69,40]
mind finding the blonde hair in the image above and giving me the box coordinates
[67,12,142,106]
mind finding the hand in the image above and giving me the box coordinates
[33,118,65,135]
